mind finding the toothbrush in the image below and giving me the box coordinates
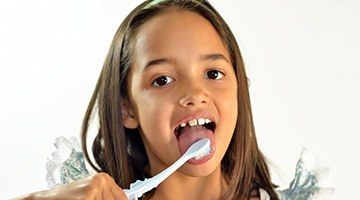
[123,138,211,200]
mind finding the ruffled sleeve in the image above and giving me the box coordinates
[276,148,335,199]
[46,136,93,189]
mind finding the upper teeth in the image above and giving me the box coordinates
[179,118,212,128]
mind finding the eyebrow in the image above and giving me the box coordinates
[143,53,231,72]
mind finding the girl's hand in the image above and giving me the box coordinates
[13,173,128,200]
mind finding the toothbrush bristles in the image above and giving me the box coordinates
[195,146,211,160]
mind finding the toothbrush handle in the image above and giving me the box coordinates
[123,153,192,199]
[149,153,191,185]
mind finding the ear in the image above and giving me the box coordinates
[120,99,139,129]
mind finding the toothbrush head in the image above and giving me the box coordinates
[186,138,211,160]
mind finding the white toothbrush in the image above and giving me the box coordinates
[123,138,211,200]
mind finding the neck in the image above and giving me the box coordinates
[149,164,228,200]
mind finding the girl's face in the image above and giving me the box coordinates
[123,10,238,177]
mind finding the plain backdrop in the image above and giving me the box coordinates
[1,0,359,199]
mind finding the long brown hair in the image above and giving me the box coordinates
[80,0,279,199]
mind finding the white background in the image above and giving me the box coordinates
[1,0,359,199]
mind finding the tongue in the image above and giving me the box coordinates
[177,125,215,156]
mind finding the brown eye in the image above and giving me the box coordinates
[152,75,174,87]
[205,69,224,80]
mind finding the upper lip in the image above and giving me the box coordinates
[172,111,217,133]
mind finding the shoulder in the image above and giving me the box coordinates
[250,188,271,200]
[249,183,271,200]
[249,188,260,200]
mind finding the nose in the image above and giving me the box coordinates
[179,85,209,107]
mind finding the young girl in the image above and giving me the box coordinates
[16,0,279,199]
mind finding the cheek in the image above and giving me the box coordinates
[129,72,176,142]
[217,84,238,138]
[136,94,175,141]
[220,83,238,116]
[135,94,180,164]
[222,100,238,132]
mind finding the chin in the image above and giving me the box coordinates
[179,158,221,177]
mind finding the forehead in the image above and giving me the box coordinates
[132,9,230,70]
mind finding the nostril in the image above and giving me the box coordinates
[186,102,194,106]
[179,90,209,107]
[180,99,207,107]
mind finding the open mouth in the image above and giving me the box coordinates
[174,120,216,138]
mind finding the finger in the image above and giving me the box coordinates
[111,185,128,200]
[95,190,103,200]
[102,181,115,200]
[91,173,108,200]
[88,184,101,200]
[104,174,128,200]
[103,190,115,200]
